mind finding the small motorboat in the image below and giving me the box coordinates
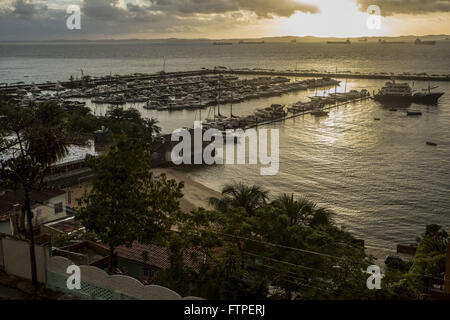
[407,110,422,116]
[389,107,397,112]
[426,142,437,147]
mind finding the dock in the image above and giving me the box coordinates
[242,97,371,130]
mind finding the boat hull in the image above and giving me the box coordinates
[374,92,444,105]
[413,93,444,104]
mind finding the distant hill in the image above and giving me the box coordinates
[2,35,449,44]
[228,35,450,43]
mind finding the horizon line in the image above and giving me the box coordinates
[1,34,449,43]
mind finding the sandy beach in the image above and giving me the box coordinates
[67,168,221,213]
[152,168,222,212]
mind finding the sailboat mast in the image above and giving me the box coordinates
[334,82,337,103]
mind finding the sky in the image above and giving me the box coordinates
[0,0,449,40]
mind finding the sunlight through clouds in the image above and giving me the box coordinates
[0,0,448,40]
[275,0,391,37]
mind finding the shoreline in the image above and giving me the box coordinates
[152,167,222,213]
[155,168,415,265]
[66,166,411,266]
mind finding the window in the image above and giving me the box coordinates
[54,202,63,215]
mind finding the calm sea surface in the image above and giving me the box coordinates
[1,41,449,251]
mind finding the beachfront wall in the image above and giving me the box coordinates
[1,237,50,283]
[46,256,202,300]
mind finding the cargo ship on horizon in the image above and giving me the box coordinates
[327,39,351,44]
[239,40,265,44]
[415,38,436,45]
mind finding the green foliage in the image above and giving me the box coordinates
[52,229,99,248]
[209,182,269,215]
[383,224,448,299]
[102,106,161,146]
[76,136,183,273]
[159,186,377,300]
[66,106,99,137]
[63,105,161,147]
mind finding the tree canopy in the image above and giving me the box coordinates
[76,137,183,274]
[157,184,378,300]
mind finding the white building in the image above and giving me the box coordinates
[0,189,68,235]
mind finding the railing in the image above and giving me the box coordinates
[46,256,203,300]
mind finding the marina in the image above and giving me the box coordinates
[2,68,444,136]
[3,73,341,112]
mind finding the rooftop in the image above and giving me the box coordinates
[44,216,83,234]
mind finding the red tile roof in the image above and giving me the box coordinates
[115,241,204,272]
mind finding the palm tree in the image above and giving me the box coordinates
[209,183,269,215]
[272,194,332,227]
[272,194,309,226]
[309,207,333,227]
[105,106,161,144]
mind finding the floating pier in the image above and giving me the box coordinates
[233,96,372,131]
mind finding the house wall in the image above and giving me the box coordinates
[32,194,67,226]
[1,237,50,283]
[117,257,153,283]
[0,193,67,235]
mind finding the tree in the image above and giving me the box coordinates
[76,137,183,274]
[383,225,449,299]
[253,198,373,300]
[209,182,268,215]
[0,97,87,290]
[175,185,376,300]
[103,106,161,145]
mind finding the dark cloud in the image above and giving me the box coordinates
[0,0,320,40]
[12,0,48,19]
[355,0,450,16]
[148,0,320,18]
[1,0,448,40]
